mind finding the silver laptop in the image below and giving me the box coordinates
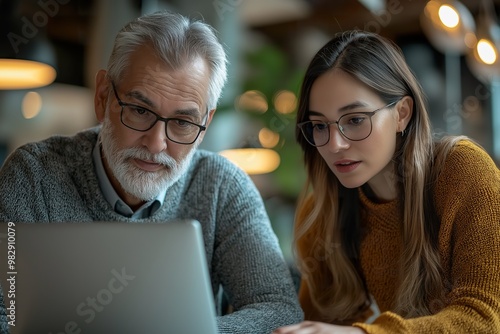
[0,220,219,334]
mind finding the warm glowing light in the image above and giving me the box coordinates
[219,148,280,175]
[22,91,43,119]
[0,59,56,90]
[259,128,280,148]
[273,90,297,114]
[477,39,497,65]
[421,0,476,54]
[438,5,460,28]
[464,32,477,49]
[235,90,268,113]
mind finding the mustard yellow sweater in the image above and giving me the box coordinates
[299,141,500,333]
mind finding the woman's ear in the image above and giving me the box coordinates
[94,70,109,123]
[396,96,413,133]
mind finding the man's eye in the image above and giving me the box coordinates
[131,107,148,115]
[173,119,194,128]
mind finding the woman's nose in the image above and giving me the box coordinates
[325,125,350,153]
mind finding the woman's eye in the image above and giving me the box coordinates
[346,115,367,125]
[313,122,328,131]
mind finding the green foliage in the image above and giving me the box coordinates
[241,44,307,198]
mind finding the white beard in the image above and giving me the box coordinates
[99,116,197,201]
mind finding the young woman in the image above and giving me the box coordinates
[274,30,500,334]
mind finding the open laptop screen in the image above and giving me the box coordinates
[0,220,219,334]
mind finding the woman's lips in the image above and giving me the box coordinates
[334,160,361,173]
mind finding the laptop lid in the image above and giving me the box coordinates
[0,220,219,334]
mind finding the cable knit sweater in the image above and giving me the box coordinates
[298,140,500,333]
[0,127,303,334]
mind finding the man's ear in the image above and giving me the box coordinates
[94,70,109,123]
[197,108,216,142]
[396,96,413,133]
[204,108,216,128]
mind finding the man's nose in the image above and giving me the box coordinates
[141,121,168,154]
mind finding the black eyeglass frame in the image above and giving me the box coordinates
[111,81,208,145]
[297,100,399,147]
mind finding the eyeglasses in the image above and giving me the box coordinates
[111,81,207,145]
[297,101,398,147]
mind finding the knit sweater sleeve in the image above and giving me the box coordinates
[354,141,500,333]
[0,146,50,223]
[198,156,303,333]
[0,146,49,334]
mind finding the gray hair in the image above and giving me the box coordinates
[107,10,228,110]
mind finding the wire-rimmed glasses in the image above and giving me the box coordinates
[297,101,398,147]
[111,81,207,145]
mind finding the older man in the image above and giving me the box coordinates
[0,10,302,333]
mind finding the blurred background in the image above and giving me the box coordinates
[1,0,500,260]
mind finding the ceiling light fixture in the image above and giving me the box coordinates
[0,59,56,90]
[466,0,500,82]
[420,0,476,54]
[464,0,500,162]
[0,1,57,90]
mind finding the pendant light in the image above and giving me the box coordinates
[0,0,57,90]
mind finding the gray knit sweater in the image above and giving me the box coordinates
[0,127,303,333]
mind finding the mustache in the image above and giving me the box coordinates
[119,147,177,168]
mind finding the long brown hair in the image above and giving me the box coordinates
[294,30,462,321]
